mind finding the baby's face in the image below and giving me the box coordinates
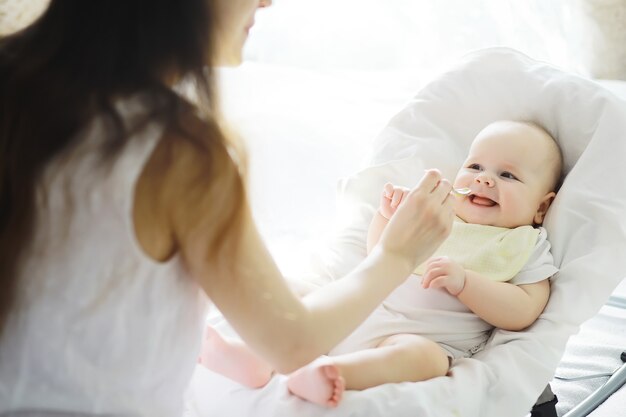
[453,122,557,228]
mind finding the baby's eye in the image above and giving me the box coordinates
[467,163,482,171]
[500,171,518,180]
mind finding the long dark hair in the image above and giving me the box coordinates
[0,0,244,337]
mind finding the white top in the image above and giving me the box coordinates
[0,97,208,416]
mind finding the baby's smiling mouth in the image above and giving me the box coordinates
[469,194,498,207]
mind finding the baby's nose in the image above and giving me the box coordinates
[474,174,494,187]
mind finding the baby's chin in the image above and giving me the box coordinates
[455,212,506,228]
[456,213,535,229]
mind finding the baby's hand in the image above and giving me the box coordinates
[379,183,411,220]
[421,256,466,296]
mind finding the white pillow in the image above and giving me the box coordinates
[311,47,626,415]
[188,48,626,417]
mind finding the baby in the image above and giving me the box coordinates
[199,120,562,407]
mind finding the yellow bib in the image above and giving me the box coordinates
[414,218,539,282]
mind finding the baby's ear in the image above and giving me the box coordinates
[533,191,556,225]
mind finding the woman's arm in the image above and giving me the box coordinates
[154,125,454,374]
[366,211,389,254]
[286,276,322,297]
[200,216,421,373]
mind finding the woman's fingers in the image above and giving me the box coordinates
[407,170,452,206]
[442,192,455,212]
[410,169,442,196]
[431,178,453,203]
[377,169,455,270]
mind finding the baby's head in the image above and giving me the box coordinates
[453,120,562,228]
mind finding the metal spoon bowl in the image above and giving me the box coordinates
[452,187,471,196]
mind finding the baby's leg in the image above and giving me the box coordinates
[198,326,273,388]
[287,334,449,406]
[341,333,451,389]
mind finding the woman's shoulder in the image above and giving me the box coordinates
[158,109,233,184]
[133,105,242,261]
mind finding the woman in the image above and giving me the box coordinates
[0,0,454,414]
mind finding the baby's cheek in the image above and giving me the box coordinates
[501,199,533,226]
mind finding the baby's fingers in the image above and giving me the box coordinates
[421,268,441,288]
[427,276,448,290]
[390,189,404,208]
[383,183,394,198]
[426,257,444,268]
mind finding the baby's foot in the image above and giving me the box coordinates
[287,357,345,408]
[198,325,273,388]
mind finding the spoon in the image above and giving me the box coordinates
[452,187,471,196]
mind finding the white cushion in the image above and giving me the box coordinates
[313,46,626,416]
[189,47,626,417]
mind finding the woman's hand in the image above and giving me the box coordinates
[377,170,454,271]
[421,256,466,295]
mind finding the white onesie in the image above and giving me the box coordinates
[329,227,558,359]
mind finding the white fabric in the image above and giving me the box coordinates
[187,48,626,417]
[329,227,556,359]
[0,97,208,416]
[510,228,558,286]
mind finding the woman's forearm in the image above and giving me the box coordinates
[265,247,415,374]
[201,222,414,374]
[366,211,389,254]
[297,245,413,346]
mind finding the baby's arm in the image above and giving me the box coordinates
[367,183,411,254]
[422,257,550,331]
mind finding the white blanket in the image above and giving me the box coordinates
[186,48,626,417]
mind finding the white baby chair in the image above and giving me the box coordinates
[187,48,626,417]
